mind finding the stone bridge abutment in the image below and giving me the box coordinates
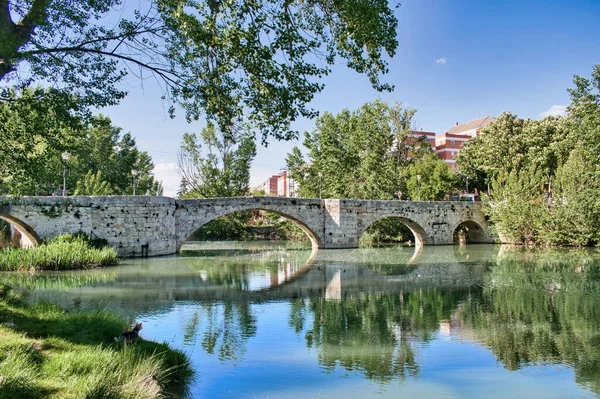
[0,196,494,257]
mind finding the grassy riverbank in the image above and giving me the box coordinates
[0,234,118,272]
[0,285,193,399]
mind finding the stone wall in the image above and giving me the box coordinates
[1,196,494,257]
[1,196,176,257]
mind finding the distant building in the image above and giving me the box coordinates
[263,175,278,196]
[435,116,496,169]
[447,116,496,137]
[262,170,298,198]
[277,170,298,198]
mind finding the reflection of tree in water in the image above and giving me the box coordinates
[460,247,600,395]
[182,301,257,362]
[290,289,470,383]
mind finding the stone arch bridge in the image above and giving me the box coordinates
[0,196,494,257]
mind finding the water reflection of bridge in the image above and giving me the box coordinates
[25,245,496,313]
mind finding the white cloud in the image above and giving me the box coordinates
[539,105,567,117]
[153,163,180,197]
[436,57,446,65]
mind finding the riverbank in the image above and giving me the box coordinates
[0,285,193,398]
[0,234,118,271]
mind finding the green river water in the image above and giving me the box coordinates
[3,242,600,398]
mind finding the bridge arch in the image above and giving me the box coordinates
[0,214,41,248]
[452,220,488,244]
[175,200,324,252]
[358,216,431,247]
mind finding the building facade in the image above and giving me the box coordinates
[262,170,298,198]
[263,175,278,196]
[435,116,495,169]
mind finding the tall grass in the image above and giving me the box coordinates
[0,285,193,399]
[0,234,118,271]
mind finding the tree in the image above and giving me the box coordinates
[0,89,162,195]
[286,100,436,200]
[465,65,600,245]
[178,122,256,198]
[73,171,113,196]
[0,87,83,195]
[72,116,162,196]
[405,152,455,201]
[1,0,399,141]
[455,112,569,193]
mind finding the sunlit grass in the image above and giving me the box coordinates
[0,285,193,399]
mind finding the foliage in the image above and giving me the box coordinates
[192,212,252,240]
[0,87,82,195]
[541,149,600,246]
[72,115,162,196]
[0,233,118,271]
[0,89,162,196]
[459,65,600,245]
[456,112,569,193]
[482,169,547,244]
[190,210,309,242]
[0,219,15,249]
[73,171,112,196]
[0,285,193,398]
[359,218,412,246]
[286,100,448,200]
[405,152,456,201]
[179,123,256,198]
[1,0,399,141]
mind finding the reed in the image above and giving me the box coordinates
[0,234,118,271]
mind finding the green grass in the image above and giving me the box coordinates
[0,285,193,398]
[0,234,118,272]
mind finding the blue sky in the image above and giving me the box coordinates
[101,0,600,196]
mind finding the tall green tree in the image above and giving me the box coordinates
[1,0,399,140]
[72,116,162,196]
[286,100,444,200]
[73,171,113,196]
[0,89,162,196]
[405,152,456,201]
[0,87,83,195]
[178,123,256,198]
[455,113,569,193]
[459,64,600,245]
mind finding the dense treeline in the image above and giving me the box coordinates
[0,88,161,196]
[286,100,456,201]
[457,65,600,246]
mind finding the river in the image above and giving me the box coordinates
[4,242,600,398]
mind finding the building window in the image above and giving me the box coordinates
[451,140,455,145]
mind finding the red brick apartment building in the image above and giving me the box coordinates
[435,116,496,169]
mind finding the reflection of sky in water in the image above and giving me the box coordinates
[6,242,600,399]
